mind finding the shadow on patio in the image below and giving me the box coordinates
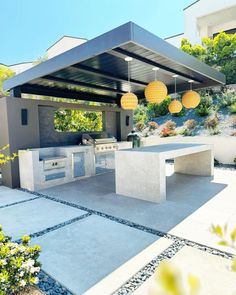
[39,164,227,233]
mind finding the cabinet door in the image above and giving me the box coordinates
[95,152,115,174]
[73,152,85,178]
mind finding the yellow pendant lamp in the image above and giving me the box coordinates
[120,92,138,110]
[120,57,138,110]
[145,67,168,104]
[168,100,183,113]
[168,75,183,114]
[182,80,200,108]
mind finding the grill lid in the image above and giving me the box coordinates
[82,132,117,145]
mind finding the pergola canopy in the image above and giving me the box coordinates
[4,22,226,105]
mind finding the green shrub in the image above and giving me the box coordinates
[133,104,148,125]
[135,122,145,132]
[164,120,176,130]
[0,225,41,294]
[195,95,213,117]
[179,128,194,136]
[229,103,236,114]
[171,108,185,117]
[230,116,236,127]
[146,96,171,118]
[231,131,236,137]
[148,121,159,131]
[184,119,198,130]
[204,115,220,135]
[219,89,236,107]
[54,109,102,132]
[234,157,236,165]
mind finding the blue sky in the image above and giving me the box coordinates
[1,0,193,65]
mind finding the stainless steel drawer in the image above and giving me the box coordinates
[43,158,66,171]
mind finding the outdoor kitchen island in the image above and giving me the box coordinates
[115,143,214,203]
[18,145,95,191]
[18,140,133,191]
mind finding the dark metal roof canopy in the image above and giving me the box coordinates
[4,22,225,105]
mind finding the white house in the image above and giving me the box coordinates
[46,36,87,59]
[7,36,87,74]
[165,0,236,47]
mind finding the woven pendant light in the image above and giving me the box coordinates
[168,100,183,113]
[182,80,200,108]
[120,92,138,110]
[120,57,138,110]
[168,75,183,114]
[145,67,168,104]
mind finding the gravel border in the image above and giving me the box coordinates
[0,195,42,209]
[14,212,91,243]
[20,189,234,260]
[38,271,73,295]
[113,240,185,295]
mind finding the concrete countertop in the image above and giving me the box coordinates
[118,143,210,153]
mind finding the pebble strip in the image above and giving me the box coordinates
[38,270,73,295]
[20,189,235,260]
[0,195,42,209]
[13,211,91,295]
[14,212,91,243]
[113,240,185,295]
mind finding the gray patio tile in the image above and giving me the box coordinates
[33,214,157,295]
[40,171,227,232]
[0,187,35,207]
[0,198,86,239]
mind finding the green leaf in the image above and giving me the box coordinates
[218,240,229,247]
[230,229,236,243]
[211,224,224,238]
[231,258,236,272]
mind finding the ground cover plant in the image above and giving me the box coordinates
[0,225,41,294]
[159,120,177,137]
[204,115,220,135]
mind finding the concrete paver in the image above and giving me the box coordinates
[0,198,86,239]
[0,187,35,207]
[33,215,158,295]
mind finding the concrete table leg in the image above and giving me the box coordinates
[174,149,214,176]
[115,152,166,203]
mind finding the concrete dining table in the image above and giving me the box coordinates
[115,143,214,203]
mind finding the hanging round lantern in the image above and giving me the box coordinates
[120,92,138,110]
[182,90,200,109]
[168,100,183,114]
[145,81,168,104]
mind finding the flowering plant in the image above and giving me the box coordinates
[0,225,41,294]
[0,145,18,166]
[159,128,177,138]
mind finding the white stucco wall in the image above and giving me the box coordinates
[141,136,236,164]
[47,36,87,59]
[10,62,34,74]
[165,34,183,47]
[184,0,236,44]
[166,0,236,47]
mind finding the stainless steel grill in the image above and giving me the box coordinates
[82,132,118,153]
